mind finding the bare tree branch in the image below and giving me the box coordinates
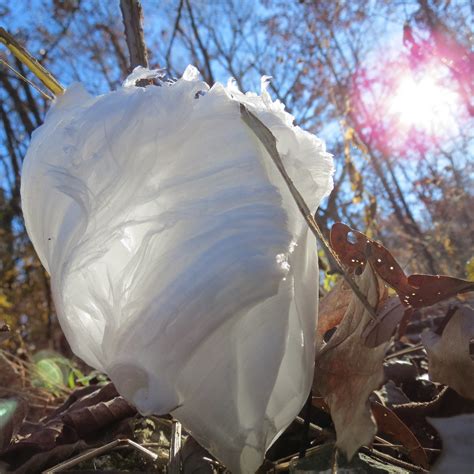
[120,0,149,70]
[184,0,214,84]
[165,0,184,71]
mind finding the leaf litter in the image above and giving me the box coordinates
[0,221,473,472]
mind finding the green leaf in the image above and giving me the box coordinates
[35,358,63,387]
[67,370,76,389]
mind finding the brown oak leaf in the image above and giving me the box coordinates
[421,305,474,399]
[362,296,408,348]
[371,401,429,469]
[317,279,352,345]
[0,383,136,472]
[330,223,474,309]
[314,264,389,460]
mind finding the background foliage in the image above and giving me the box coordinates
[0,0,472,356]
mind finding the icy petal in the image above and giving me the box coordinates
[21,65,334,473]
[122,66,164,87]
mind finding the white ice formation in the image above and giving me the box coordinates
[21,65,333,473]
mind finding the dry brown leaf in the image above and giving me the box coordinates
[421,306,474,399]
[362,296,407,348]
[62,395,136,438]
[371,401,429,469]
[330,223,474,309]
[317,279,352,345]
[0,383,136,472]
[313,264,389,460]
[1,439,91,474]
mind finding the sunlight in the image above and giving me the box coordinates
[388,70,460,135]
[351,40,469,153]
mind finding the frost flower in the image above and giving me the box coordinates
[21,66,334,472]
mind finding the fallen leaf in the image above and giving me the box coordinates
[1,439,91,474]
[329,222,368,271]
[366,242,474,308]
[362,297,407,348]
[62,395,136,437]
[371,401,429,469]
[330,223,474,310]
[314,264,389,460]
[43,384,104,419]
[0,383,136,472]
[317,279,352,345]
[421,306,474,399]
[428,414,474,473]
[404,274,474,308]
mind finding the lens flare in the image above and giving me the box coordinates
[350,32,468,157]
[388,69,460,136]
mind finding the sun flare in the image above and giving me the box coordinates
[389,72,460,135]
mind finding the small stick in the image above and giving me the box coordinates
[240,104,377,320]
[42,438,158,473]
[0,58,53,100]
[0,28,64,96]
[360,446,429,473]
[169,419,182,474]
[373,442,441,452]
[127,438,159,460]
[384,343,424,360]
[330,445,338,474]
[273,443,334,470]
[298,391,313,458]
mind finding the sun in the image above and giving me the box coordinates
[350,52,466,152]
[388,69,460,136]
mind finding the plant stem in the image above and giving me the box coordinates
[240,104,377,320]
[0,28,64,96]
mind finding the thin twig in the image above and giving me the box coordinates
[168,419,182,474]
[373,442,441,452]
[240,104,377,320]
[330,445,338,474]
[385,344,424,360]
[42,438,158,473]
[184,0,214,84]
[0,58,53,100]
[119,0,149,70]
[0,27,64,95]
[298,391,313,458]
[273,442,334,468]
[165,0,184,70]
[127,438,159,459]
[360,446,429,473]
[294,416,334,440]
